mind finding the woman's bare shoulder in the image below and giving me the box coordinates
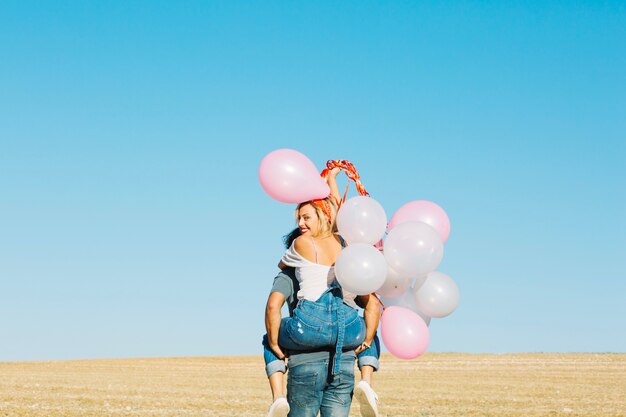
[294,236,315,261]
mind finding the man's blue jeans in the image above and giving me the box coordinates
[286,354,355,417]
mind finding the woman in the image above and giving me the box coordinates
[263,167,381,417]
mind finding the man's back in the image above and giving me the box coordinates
[269,268,356,417]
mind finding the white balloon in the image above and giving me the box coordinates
[383,221,443,277]
[337,196,387,245]
[335,243,388,296]
[379,287,431,326]
[413,271,460,318]
[376,266,411,298]
[413,274,428,291]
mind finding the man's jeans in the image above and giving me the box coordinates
[286,354,355,417]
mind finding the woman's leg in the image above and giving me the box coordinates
[262,334,290,416]
[268,371,286,401]
[262,334,287,398]
[355,334,381,417]
[357,334,380,379]
[341,314,366,351]
[360,365,374,385]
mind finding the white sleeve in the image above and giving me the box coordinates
[281,243,308,268]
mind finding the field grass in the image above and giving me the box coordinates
[1,353,624,416]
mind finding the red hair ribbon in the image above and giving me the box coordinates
[320,160,370,204]
[310,198,333,224]
[310,159,368,224]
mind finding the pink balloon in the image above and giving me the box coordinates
[388,200,451,243]
[258,149,330,204]
[381,306,430,360]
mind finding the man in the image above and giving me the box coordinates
[264,267,380,417]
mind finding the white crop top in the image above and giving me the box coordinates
[281,240,357,309]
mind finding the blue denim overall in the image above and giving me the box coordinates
[265,281,366,375]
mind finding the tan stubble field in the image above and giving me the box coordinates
[1,353,624,417]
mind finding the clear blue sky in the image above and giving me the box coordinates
[1,1,624,361]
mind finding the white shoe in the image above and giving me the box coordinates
[267,397,290,417]
[354,380,379,417]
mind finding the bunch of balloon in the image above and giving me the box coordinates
[334,196,388,296]
[257,149,460,361]
[377,200,460,360]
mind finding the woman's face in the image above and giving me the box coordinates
[297,204,321,237]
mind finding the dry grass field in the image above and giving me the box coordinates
[1,353,624,417]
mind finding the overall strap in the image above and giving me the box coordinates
[331,289,345,375]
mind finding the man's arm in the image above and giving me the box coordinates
[265,291,287,360]
[354,293,381,354]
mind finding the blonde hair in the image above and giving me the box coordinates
[296,197,338,238]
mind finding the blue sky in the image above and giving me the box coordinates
[1,1,625,361]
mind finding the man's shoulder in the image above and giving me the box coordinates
[276,267,296,280]
[271,267,298,298]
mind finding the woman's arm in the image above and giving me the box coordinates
[265,291,287,359]
[354,293,381,354]
[327,167,342,206]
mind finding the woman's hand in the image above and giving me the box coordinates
[329,167,342,177]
